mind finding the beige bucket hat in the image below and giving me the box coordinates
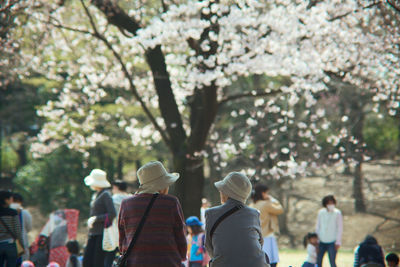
[84,169,111,188]
[137,161,179,192]
[215,172,252,203]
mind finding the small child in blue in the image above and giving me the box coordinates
[186,216,208,267]
[302,232,319,267]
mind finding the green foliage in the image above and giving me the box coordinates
[1,141,19,173]
[14,146,92,216]
[363,114,399,155]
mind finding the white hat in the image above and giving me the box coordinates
[137,161,179,192]
[215,172,252,203]
[84,169,111,188]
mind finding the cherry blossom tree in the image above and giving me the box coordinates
[15,0,400,215]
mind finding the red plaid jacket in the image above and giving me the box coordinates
[118,193,187,267]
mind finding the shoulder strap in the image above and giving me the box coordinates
[0,217,17,239]
[210,205,242,240]
[119,193,158,265]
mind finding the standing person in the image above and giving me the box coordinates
[103,180,131,267]
[205,172,269,267]
[302,232,318,267]
[82,169,116,267]
[200,198,210,225]
[11,192,33,262]
[118,161,187,266]
[0,190,24,267]
[186,216,208,267]
[353,235,385,267]
[316,195,343,267]
[111,180,131,217]
[250,184,283,267]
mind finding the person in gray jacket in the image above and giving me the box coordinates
[205,172,269,267]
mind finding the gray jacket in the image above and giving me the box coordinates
[89,189,116,235]
[205,198,269,267]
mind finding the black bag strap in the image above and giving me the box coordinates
[119,193,158,265]
[210,205,242,240]
[0,217,18,240]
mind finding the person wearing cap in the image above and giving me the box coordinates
[186,216,208,267]
[118,161,187,266]
[205,172,269,267]
[82,169,116,267]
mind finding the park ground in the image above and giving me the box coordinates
[280,249,353,266]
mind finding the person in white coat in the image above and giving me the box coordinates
[316,195,343,267]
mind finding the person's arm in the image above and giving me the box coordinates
[260,199,284,215]
[316,210,321,236]
[93,192,117,224]
[23,210,33,233]
[118,200,126,252]
[173,200,187,260]
[204,210,213,258]
[255,212,264,247]
[335,211,343,249]
[12,214,24,248]
[353,245,360,267]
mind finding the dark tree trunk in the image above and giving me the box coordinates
[173,155,205,218]
[353,161,366,212]
[16,143,27,167]
[117,155,123,180]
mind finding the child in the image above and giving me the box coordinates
[21,260,35,267]
[31,235,49,267]
[66,240,82,267]
[186,216,209,267]
[302,232,318,267]
[386,253,399,267]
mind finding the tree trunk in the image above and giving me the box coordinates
[16,143,27,167]
[353,161,366,212]
[173,154,204,218]
[117,155,123,180]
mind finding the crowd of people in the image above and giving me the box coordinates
[0,160,399,267]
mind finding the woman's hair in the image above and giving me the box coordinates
[189,225,204,235]
[322,195,336,207]
[0,190,13,207]
[112,180,128,192]
[252,184,269,203]
[303,232,318,247]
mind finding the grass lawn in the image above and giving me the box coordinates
[279,249,354,267]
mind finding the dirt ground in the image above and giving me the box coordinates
[278,160,400,252]
[26,160,400,262]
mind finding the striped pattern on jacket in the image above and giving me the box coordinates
[118,193,187,267]
[0,207,24,246]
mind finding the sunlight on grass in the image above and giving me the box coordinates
[279,249,354,267]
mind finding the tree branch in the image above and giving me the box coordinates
[33,16,93,35]
[218,89,279,106]
[89,0,187,153]
[79,0,171,147]
[386,0,400,13]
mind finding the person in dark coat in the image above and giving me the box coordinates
[353,235,385,267]
[82,169,116,267]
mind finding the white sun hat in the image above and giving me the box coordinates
[84,169,111,188]
[137,161,179,193]
[214,172,252,203]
